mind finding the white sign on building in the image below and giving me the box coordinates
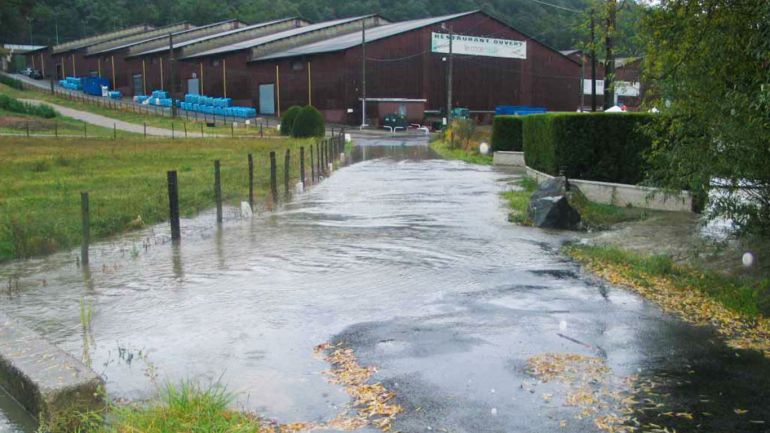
[431,32,526,59]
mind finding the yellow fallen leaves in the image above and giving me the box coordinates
[315,342,404,432]
[567,248,770,358]
[527,353,609,383]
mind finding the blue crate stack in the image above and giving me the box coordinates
[179,93,256,118]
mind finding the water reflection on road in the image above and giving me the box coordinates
[0,134,768,433]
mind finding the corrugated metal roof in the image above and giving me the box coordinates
[86,22,201,56]
[184,15,375,59]
[52,25,152,54]
[129,18,298,57]
[253,11,476,61]
[3,44,46,53]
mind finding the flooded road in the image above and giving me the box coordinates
[1,135,769,433]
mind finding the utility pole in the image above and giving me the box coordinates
[169,33,177,118]
[603,0,616,110]
[361,20,367,129]
[590,9,597,112]
[446,25,454,124]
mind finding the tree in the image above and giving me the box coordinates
[641,0,770,235]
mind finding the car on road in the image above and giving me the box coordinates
[29,69,43,79]
[18,67,33,77]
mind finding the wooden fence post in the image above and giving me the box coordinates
[300,146,305,187]
[167,171,180,241]
[81,192,90,265]
[269,151,277,204]
[310,144,315,183]
[248,153,254,210]
[284,149,290,198]
[214,160,222,223]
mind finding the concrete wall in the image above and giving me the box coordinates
[525,166,693,212]
[492,151,525,167]
[0,312,104,432]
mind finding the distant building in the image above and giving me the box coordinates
[26,11,595,125]
[560,49,643,110]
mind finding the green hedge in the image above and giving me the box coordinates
[291,106,325,138]
[523,113,653,185]
[491,116,523,151]
[279,106,302,136]
[0,94,56,118]
[0,74,25,90]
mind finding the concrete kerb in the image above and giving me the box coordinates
[492,151,525,166]
[0,312,104,432]
[524,166,693,213]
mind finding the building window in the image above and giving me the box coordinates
[291,61,304,71]
[212,59,220,67]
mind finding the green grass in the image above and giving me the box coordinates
[429,139,493,165]
[565,243,770,318]
[501,177,538,224]
[0,136,312,262]
[48,382,261,433]
[0,108,129,138]
[501,176,648,229]
[0,83,278,137]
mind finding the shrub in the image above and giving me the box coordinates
[291,106,325,138]
[0,74,25,90]
[446,118,475,149]
[279,106,302,136]
[0,94,57,118]
[491,116,523,151]
[523,113,653,185]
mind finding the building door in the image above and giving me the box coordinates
[259,84,275,115]
[132,74,143,96]
[187,78,200,95]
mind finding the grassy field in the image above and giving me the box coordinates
[0,83,279,137]
[0,136,314,262]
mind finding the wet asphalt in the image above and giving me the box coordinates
[0,135,769,433]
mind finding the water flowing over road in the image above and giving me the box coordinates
[1,136,768,433]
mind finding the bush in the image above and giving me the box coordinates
[446,118,475,149]
[279,106,302,136]
[523,113,653,184]
[0,94,57,118]
[491,116,523,151]
[291,106,325,138]
[0,74,25,90]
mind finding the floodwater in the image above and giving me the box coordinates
[1,135,769,433]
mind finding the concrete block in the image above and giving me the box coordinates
[493,151,525,167]
[0,312,104,432]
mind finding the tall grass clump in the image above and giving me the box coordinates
[109,382,261,433]
[0,74,25,90]
[0,94,56,118]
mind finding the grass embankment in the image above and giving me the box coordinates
[502,177,648,229]
[53,383,263,433]
[0,108,127,138]
[428,124,494,165]
[0,83,278,137]
[566,244,770,356]
[0,136,311,262]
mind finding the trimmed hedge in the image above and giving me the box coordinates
[279,106,302,136]
[0,74,25,90]
[292,106,325,138]
[0,94,57,118]
[523,113,653,185]
[491,116,523,151]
